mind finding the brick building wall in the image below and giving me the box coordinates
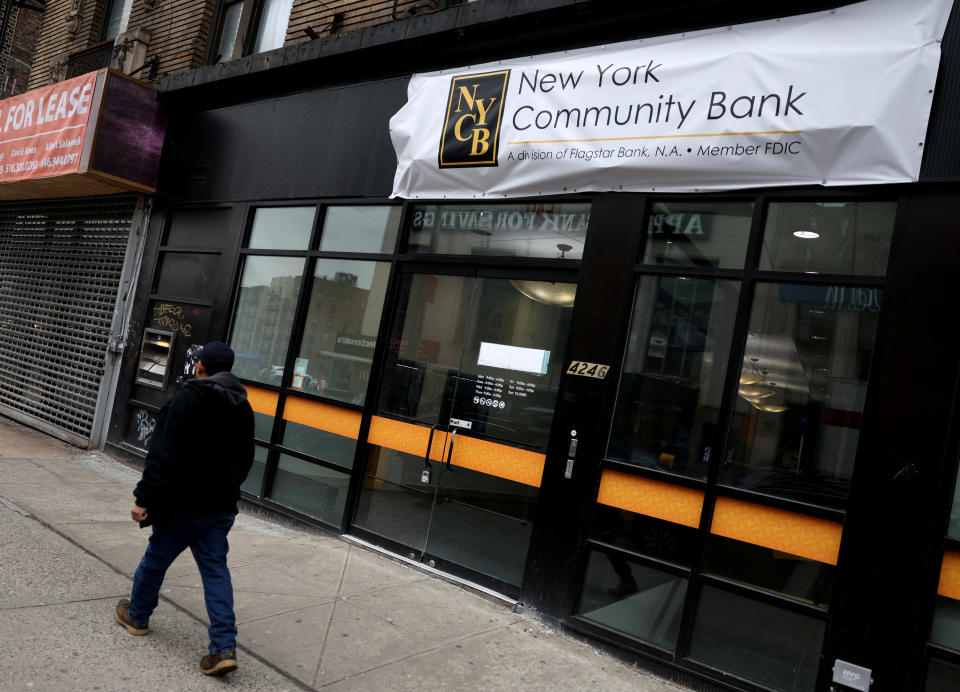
[29,0,110,88]
[3,3,44,96]
[286,0,437,46]
[126,0,214,79]
[26,0,442,89]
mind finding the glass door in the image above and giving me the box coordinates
[354,271,576,589]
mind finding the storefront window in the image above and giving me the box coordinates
[319,206,400,254]
[267,453,350,525]
[706,535,834,607]
[577,550,687,650]
[241,444,268,495]
[760,201,896,275]
[949,474,960,539]
[293,259,390,405]
[607,276,740,479]
[642,200,753,269]
[229,256,305,384]
[723,282,882,509]
[248,206,315,250]
[408,202,590,259]
[932,595,960,651]
[589,506,698,567]
[253,0,294,53]
[688,586,824,691]
[282,423,356,469]
[927,657,960,691]
[927,467,960,686]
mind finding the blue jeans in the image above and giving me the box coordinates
[127,513,238,654]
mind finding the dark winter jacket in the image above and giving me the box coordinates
[133,371,255,524]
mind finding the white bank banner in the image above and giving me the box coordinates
[391,0,954,199]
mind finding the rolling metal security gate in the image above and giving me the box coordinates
[0,195,137,443]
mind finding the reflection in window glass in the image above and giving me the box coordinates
[425,463,538,586]
[241,445,268,496]
[688,586,824,692]
[408,203,590,259]
[642,200,753,269]
[229,256,304,385]
[295,259,390,405]
[268,453,349,525]
[723,283,881,509]
[931,595,960,652]
[760,201,895,275]
[215,1,243,62]
[253,0,294,53]
[577,550,687,650]
[103,0,125,40]
[354,447,432,550]
[607,276,740,479]
[253,410,274,440]
[706,535,834,607]
[590,505,698,567]
[320,206,400,254]
[379,275,574,451]
[282,421,357,469]
[248,207,315,250]
[949,472,960,539]
[927,656,960,691]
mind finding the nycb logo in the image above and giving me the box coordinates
[439,70,509,168]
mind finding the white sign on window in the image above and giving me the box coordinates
[391,0,951,199]
[478,341,549,375]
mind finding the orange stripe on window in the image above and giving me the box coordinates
[448,434,544,488]
[596,470,704,528]
[245,386,278,417]
[367,416,543,487]
[282,397,361,439]
[938,551,960,600]
[711,497,842,565]
[368,416,449,460]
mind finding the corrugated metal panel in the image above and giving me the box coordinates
[0,195,136,439]
[920,2,960,180]
[161,77,409,202]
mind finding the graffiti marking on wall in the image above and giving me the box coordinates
[152,303,193,337]
[135,409,157,447]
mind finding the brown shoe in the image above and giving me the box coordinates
[200,651,238,676]
[114,599,148,636]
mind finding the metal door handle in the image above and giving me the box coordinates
[445,429,457,469]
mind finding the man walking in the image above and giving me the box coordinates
[113,341,255,676]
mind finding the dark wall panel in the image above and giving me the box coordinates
[921,2,960,180]
[159,77,408,202]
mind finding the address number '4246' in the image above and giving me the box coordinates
[566,361,610,379]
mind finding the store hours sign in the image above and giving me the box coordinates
[391,0,952,199]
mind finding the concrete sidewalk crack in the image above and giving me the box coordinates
[236,600,334,627]
[311,544,351,687]
[314,620,517,688]
[0,492,31,516]
[0,593,130,611]
[9,503,317,692]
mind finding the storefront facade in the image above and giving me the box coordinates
[106,1,960,690]
[0,68,162,447]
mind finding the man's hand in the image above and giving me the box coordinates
[131,503,148,523]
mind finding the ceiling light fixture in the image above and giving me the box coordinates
[739,386,776,401]
[793,230,820,239]
[510,279,577,307]
[753,403,790,413]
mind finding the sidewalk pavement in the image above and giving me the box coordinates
[0,416,688,692]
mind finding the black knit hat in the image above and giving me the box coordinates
[199,341,234,373]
